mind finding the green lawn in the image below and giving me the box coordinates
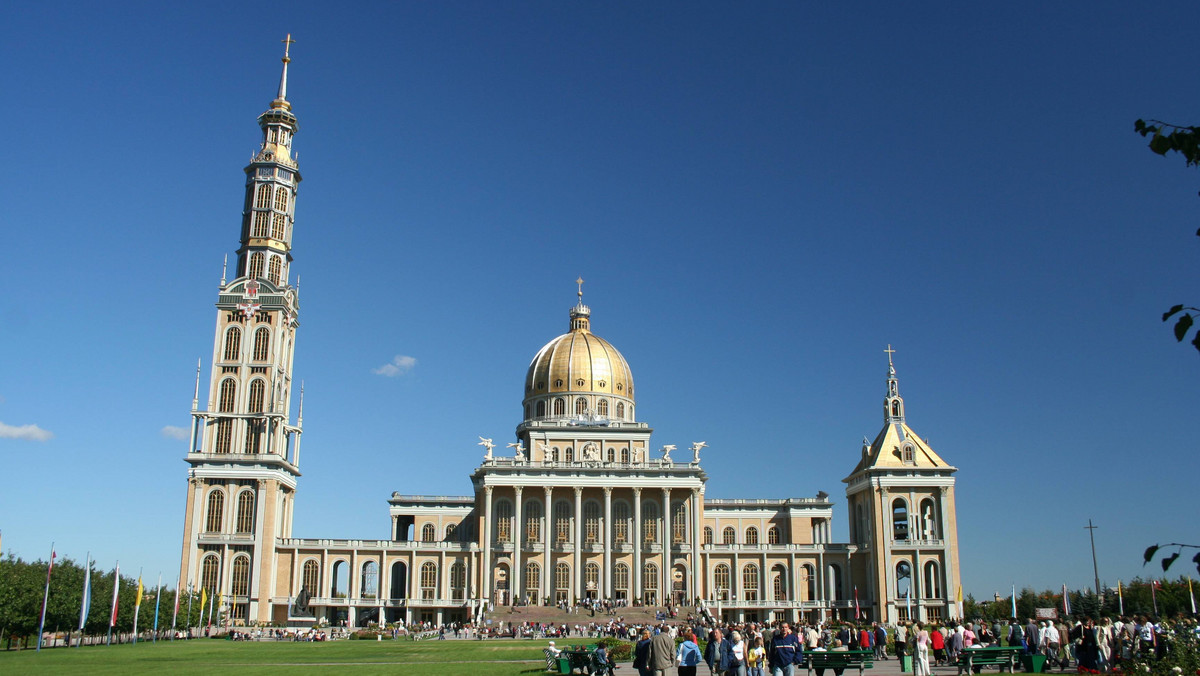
[0,638,557,675]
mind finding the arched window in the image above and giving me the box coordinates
[450,562,466,600]
[361,561,379,599]
[256,185,272,208]
[553,398,565,416]
[550,447,559,462]
[205,490,224,532]
[620,448,630,464]
[331,560,348,598]
[613,501,629,543]
[827,563,844,601]
[743,563,759,601]
[445,523,457,541]
[525,501,542,542]
[555,562,570,601]
[252,211,269,238]
[643,563,658,592]
[607,447,615,462]
[584,501,600,543]
[923,561,941,599]
[616,402,625,419]
[597,399,609,417]
[614,563,629,596]
[672,502,687,544]
[223,327,242,361]
[253,328,270,361]
[267,255,282,285]
[421,523,436,542]
[218,379,237,412]
[495,500,513,543]
[536,400,546,418]
[745,526,759,545]
[235,490,255,533]
[274,186,289,212]
[245,380,265,453]
[301,559,319,594]
[768,526,780,544]
[554,500,571,542]
[271,212,286,240]
[804,563,816,600]
[248,380,265,413]
[901,443,914,464]
[703,526,713,545]
[773,568,786,601]
[919,498,939,540]
[892,498,910,541]
[722,526,736,545]
[714,563,731,599]
[249,252,265,280]
[564,447,574,462]
[896,560,912,599]
[420,562,437,600]
[575,397,587,415]
[642,501,659,544]
[585,562,600,594]
[523,562,539,597]
[201,554,220,593]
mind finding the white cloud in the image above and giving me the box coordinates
[372,354,417,377]
[161,425,189,440]
[0,421,53,442]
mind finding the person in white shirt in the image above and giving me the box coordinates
[1041,622,1061,668]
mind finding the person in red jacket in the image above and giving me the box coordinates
[860,627,872,653]
[930,626,946,666]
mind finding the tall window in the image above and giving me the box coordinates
[575,397,587,415]
[445,523,457,541]
[620,448,630,464]
[616,402,625,419]
[205,490,224,532]
[919,498,939,540]
[715,564,731,599]
[607,447,615,462]
[585,562,600,594]
[745,526,759,545]
[923,561,941,599]
[267,255,282,285]
[245,380,265,454]
[672,502,687,544]
[271,212,286,240]
[722,526,735,545]
[554,501,571,542]
[223,327,242,361]
[253,328,270,361]
[229,555,250,596]
[420,562,437,600]
[768,526,780,544]
[892,498,910,541]
[524,563,539,597]
[525,501,542,542]
[253,211,269,238]
[896,560,912,598]
[564,447,574,462]
[274,186,289,212]
[248,380,265,413]
[201,554,220,593]
[614,563,629,596]
[584,502,600,544]
[553,398,565,416]
[643,563,658,594]
[743,563,759,601]
[421,523,436,542]
[804,564,816,600]
[555,563,570,601]
[495,500,513,543]
[235,490,255,533]
[215,418,233,454]
[596,399,609,417]
[302,560,319,594]
[613,501,629,544]
[536,401,546,417]
[249,252,265,280]
[642,502,658,544]
[450,562,466,600]
[773,571,785,601]
[703,527,713,545]
[218,379,237,412]
[256,185,271,208]
[361,562,380,600]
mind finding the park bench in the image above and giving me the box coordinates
[956,646,1023,675]
[806,649,875,676]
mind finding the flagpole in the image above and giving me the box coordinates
[186,584,193,639]
[171,576,180,639]
[107,562,120,646]
[153,572,162,643]
[36,542,55,652]
[78,552,92,648]
[132,569,143,645]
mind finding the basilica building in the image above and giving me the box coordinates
[177,43,962,629]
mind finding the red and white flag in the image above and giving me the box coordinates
[110,563,121,627]
[854,586,862,619]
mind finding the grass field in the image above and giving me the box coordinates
[0,638,558,675]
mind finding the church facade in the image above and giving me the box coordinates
[177,43,962,629]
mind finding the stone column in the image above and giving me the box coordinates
[513,486,524,605]
[482,486,493,605]
[573,486,583,602]
[543,487,553,604]
[661,488,670,605]
[633,487,642,601]
[603,487,612,600]
[691,488,701,605]
[938,486,954,609]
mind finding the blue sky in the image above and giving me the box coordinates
[2,2,1198,599]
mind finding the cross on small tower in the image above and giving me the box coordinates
[281,34,295,61]
[576,276,584,302]
[884,344,896,366]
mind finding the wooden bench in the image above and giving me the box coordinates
[956,646,1023,675]
[806,649,875,676]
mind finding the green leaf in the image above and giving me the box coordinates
[1162,552,1180,572]
[1163,304,1185,321]
[1174,313,1193,342]
[1150,133,1172,155]
[1144,545,1160,564]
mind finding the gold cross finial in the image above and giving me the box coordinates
[884,344,896,366]
[282,34,295,61]
[576,277,584,301]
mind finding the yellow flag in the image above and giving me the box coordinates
[200,588,207,614]
[135,577,144,607]
[956,585,963,602]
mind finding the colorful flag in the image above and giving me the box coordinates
[1189,578,1196,616]
[956,584,964,618]
[905,589,912,619]
[171,576,181,636]
[1062,584,1071,615]
[200,587,208,625]
[153,572,163,643]
[79,553,92,635]
[132,571,144,645]
[854,586,861,619]
[107,562,120,646]
[1118,580,1124,616]
[1011,584,1017,618]
[1151,580,1160,616]
[36,545,56,652]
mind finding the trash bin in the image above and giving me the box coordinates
[557,657,572,674]
[901,656,913,673]
[1021,655,1046,673]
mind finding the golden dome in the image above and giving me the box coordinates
[523,303,635,423]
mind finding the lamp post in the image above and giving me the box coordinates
[1085,519,1101,597]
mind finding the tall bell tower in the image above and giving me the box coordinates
[178,36,305,625]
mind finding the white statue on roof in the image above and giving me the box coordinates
[478,436,495,460]
[690,441,707,464]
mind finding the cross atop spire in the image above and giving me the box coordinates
[884,344,896,366]
[568,277,591,331]
[274,34,294,107]
[576,276,585,303]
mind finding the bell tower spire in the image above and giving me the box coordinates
[884,344,905,423]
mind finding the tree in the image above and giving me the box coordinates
[1134,119,1200,354]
